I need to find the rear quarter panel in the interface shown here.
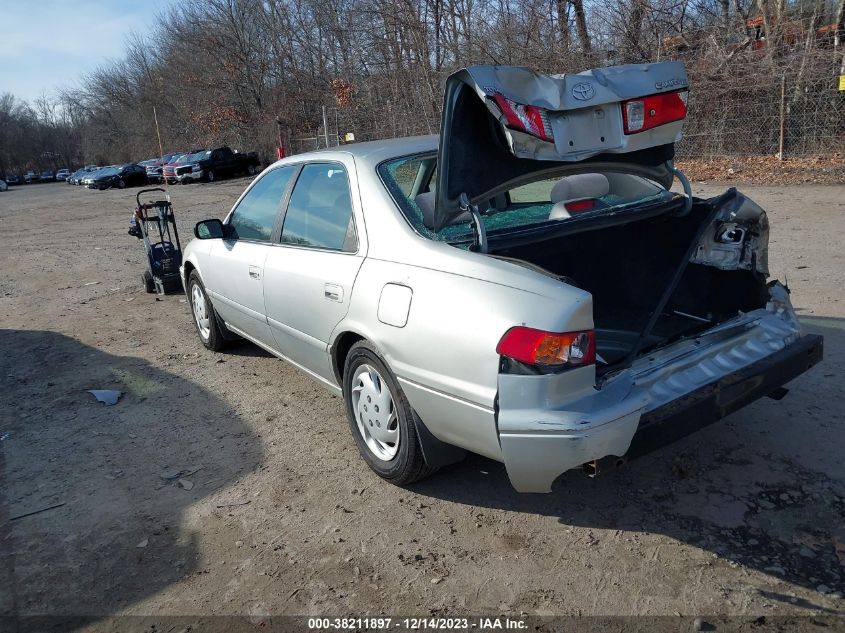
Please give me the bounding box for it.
[338,250,593,461]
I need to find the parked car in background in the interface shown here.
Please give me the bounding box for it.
[68,168,86,185]
[85,163,148,190]
[146,152,182,183]
[40,170,55,181]
[0,179,7,192]
[187,146,260,182]
[55,169,71,181]
[173,150,213,184]
[24,171,38,183]
[71,166,101,185]
[162,154,190,185]
[5,175,19,185]
[183,61,822,494]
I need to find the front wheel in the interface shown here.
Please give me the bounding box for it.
[117,179,126,189]
[188,271,226,351]
[206,169,216,182]
[343,341,437,486]
[247,164,256,176]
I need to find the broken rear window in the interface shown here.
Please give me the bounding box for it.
[378,153,678,242]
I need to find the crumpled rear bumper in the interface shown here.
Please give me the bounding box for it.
[497,293,823,493]
[587,332,822,475]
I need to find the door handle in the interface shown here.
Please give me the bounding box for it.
[324,283,343,302]
[248,265,261,280]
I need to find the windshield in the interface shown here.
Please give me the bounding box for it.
[378,153,677,242]
[98,167,119,176]
[189,150,211,161]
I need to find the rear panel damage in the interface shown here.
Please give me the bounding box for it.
[495,187,817,493]
[497,283,811,493]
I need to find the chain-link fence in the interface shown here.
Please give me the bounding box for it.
[289,50,843,161]
[678,62,844,158]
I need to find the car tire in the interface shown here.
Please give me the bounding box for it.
[343,341,437,486]
[247,165,256,176]
[117,179,126,189]
[188,271,226,351]
[142,270,155,294]
[207,169,216,182]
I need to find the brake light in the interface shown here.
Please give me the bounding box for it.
[564,199,596,213]
[497,327,596,368]
[621,90,688,135]
[490,93,553,142]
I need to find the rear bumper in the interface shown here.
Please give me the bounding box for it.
[587,333,823,475]
[497,308,823,493]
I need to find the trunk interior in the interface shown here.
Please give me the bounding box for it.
[489,202,770,373]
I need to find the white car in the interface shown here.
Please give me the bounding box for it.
[181,61,823,493]
[0,179,7,192]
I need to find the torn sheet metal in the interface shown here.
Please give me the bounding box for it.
[462,62,688,160]
[435,61,688,230]
[690,190,770,275]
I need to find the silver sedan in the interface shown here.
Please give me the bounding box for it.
[181,62,822,492]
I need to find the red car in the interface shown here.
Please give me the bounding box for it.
[163,150,207,184]
[145,153,182,183]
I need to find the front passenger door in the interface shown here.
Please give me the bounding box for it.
[206,165,295,347]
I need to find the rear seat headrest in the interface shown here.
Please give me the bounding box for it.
[415,191,437,228]
[415,191,471,230]
[550,173,610,204]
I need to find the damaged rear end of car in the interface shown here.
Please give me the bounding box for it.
[430,61,823,492]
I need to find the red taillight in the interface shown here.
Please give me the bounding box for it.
[621,90,688,135]
[496,327,596,368]
[490,93,553,142]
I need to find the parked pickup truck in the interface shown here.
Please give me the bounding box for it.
[175,146,260,183]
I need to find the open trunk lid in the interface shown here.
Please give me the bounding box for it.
[434,61,689,231]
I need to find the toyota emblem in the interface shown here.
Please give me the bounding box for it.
[572,82,595,101]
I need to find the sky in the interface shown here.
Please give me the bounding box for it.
[0,0,179,104]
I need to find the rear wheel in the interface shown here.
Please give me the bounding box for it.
[247,164,256,176]
[142,270,155,293]
[188,271,226,351]
[343,341,437,485]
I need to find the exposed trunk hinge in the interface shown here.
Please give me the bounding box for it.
[670,161,693,216]
[460,192,488,253]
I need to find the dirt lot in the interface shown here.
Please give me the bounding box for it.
[1,177,844,627]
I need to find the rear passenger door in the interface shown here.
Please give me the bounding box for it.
[206,165,295,347]
[262,160,365,383]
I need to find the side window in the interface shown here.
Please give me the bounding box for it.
[280,163,357,252]
[228,166,295,242]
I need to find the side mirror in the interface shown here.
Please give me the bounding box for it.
[194,218,226,239]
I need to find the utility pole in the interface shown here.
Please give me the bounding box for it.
[322,105,330,148]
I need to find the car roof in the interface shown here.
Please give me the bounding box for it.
[288,134,437,168]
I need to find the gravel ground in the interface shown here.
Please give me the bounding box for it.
[1,178,843,626]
